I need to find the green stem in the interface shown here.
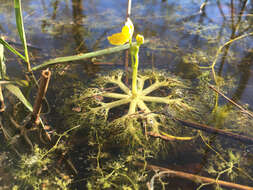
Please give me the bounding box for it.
[131,45,139,96]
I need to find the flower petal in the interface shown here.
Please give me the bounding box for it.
[107,32,129,45]
[121,25,131,39]
[124,18,134,37]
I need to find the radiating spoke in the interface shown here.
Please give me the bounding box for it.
[108,79,131,94]
[142,81,169,95]
[141,95,179,104]
[137,100,160,128]
[102,98,131,110]
[102,92,130,99]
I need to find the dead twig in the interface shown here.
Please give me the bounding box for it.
[136,110,253,144]
[208,84,253,119]
[32,69,51,125]
[134,162,253,190]
[174,118,253,144]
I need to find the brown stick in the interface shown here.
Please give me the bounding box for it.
[136,109,253,144]
[147,108,253,144]
[32,70,51,125]
[208,84,253,119]
[175,118,253,144]
[134,162,253,190]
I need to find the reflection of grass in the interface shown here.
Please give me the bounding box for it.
[199,32,253,85]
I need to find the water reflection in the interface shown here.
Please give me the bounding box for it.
[72,0,87,52]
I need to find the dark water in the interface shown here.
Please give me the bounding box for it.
[1,0,253,189]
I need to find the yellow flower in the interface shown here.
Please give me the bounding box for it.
[136,34,144,45]
[108,18,134,45]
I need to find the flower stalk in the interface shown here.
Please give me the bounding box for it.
[131,45,139,96]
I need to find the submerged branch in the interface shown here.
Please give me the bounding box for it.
[174,118,253,144]
[208,84,253,119]
[134,162,253,190]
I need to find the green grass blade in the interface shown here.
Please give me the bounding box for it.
[0,44,5,110]
[0,38,26,62]
[0,81,14,85]
[31,41,149,71]
[0,43,6,79]
[0,80,29,86]
[5,84,33,112]
[14,0,30,71]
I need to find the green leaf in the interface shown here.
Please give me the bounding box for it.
[0,38,26,62]
[5,84,33,112]
[15,79,29,87]
[31,40,149,71]
[0,44,6,108]
[14,0,30,65]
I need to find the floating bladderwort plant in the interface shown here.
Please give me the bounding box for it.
[74,18,194,146]
[67,18,197,189]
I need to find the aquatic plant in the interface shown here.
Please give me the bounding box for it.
[68,27,253,186]
[12,145,72,190]
[65,17,200,190]
[74,18,193,145]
